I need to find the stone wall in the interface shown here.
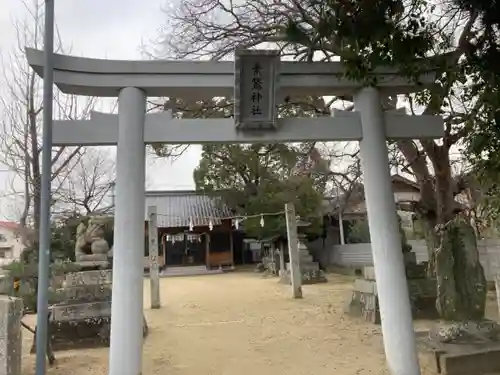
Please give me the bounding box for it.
[322,239,500,281]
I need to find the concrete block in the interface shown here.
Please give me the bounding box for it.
[299,254,314,263]
[403,251,417,265]
[421,346,500,375]
[286,262,319,271]
[354,279,377,295]
[301,263,320,272]
[0,296,23,375]
[363,266,376,280]
[440,348,500,375]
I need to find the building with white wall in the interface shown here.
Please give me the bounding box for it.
[0,221,25,266]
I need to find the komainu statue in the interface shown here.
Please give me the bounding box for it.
[74,216,113,267]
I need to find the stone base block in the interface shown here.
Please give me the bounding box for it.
[57,284,113,303]
[363,257,423,281]
[30,304,149,352]
[407,278,437,298]
[280,269,327,285]
[299,254,314,263]
[344,290,380,324]
[363,267,376,281]
[417,324,500,375]
[403,251,417,265]
[64,270,112,287]
[354,279,377,294]
[286,262,320,272]
[345,278,438,324]
[406,263,428,279]
[73,260,109,270]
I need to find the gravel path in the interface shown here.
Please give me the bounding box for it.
[21,271,499,375]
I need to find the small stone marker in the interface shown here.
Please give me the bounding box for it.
[281,240,326,285]
[0,296,23,375]
[285,203,302,299]
[278,243,286,278]
[148,206,161,309]
[345,254,437,324]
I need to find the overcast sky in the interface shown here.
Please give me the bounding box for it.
[0,0,201,220]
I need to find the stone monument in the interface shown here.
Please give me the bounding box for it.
[281,239,327,284]
[31,269,148,352]
[30,221,148,352]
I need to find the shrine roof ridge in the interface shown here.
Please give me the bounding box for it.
[25,48,437,98]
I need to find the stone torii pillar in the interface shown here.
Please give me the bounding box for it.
[109,87,146,375]
[25,48,442,375]
[356,87,420,374]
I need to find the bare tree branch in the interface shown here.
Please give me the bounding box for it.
[53,149,115,216]
[0,0,97,239]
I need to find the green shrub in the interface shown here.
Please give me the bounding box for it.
[3,260,81,313]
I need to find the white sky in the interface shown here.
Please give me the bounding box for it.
[0,0,201,220]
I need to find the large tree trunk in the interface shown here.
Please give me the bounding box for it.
[435,217,487,320]
[399,141,487,321]
[417,213,438,276]
[431,149,487,320]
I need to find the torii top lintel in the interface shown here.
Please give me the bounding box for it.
[25,48,436,98]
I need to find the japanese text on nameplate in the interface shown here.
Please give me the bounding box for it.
[251,62,263,116]
[234,50,279,129]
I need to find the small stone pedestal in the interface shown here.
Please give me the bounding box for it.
[0,296,23,375]
[418,320,500,375]
[31,269,148,352]
[281,241,327,284]
[344,253,437,323]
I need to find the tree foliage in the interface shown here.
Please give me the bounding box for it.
[3,258,81,313]
[194,143,324,238]
[459,0,500,221]
[157,0,496,320]
[21,216,79,263]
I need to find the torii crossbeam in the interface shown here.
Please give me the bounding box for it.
[26,47,440,375]
[52,110,443,146]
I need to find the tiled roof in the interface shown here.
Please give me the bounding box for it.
[0,221,20,231]
[322,174,421,215]
[144,190,232,228]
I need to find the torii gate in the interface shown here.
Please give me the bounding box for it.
[26,48,442,375]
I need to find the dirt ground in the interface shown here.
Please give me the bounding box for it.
[21,271,499,375]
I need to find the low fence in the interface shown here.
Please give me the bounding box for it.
[322,239,500,281]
